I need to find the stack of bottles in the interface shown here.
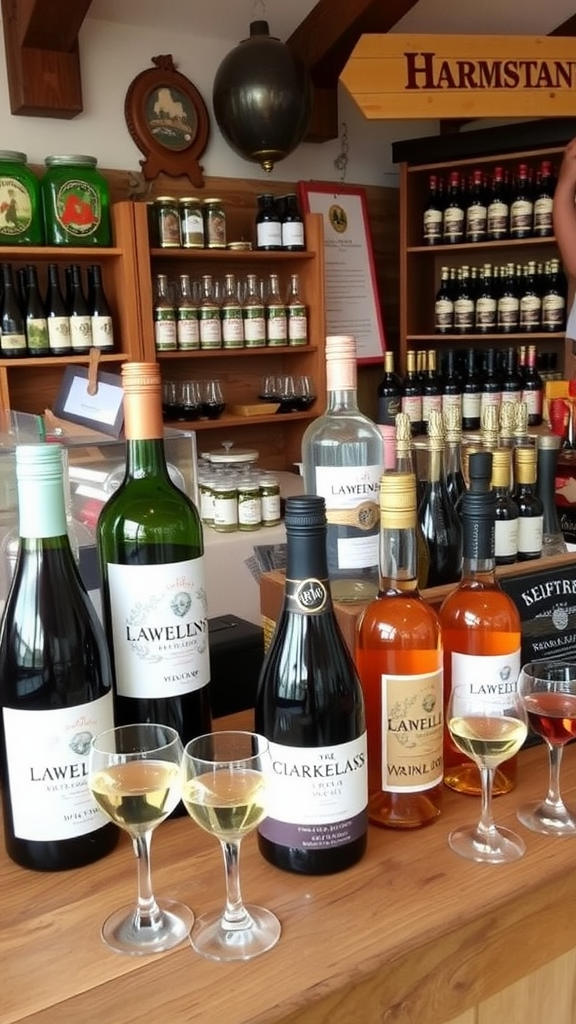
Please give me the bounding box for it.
[153,271,307,352]
[0,260,115,358]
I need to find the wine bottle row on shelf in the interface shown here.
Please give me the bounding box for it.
[434,259,566,335]
[153,271,308,353]
[423,158,556,245]
[0,260,115,358]
[151,191,305,252]
[378,345,545,437]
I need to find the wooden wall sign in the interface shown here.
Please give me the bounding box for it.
[341,35,576,120]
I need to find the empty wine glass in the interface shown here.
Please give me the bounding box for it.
[88,723,193,955]
[182,731,281,961]
[517,660,576,836]
[447,683,528,863]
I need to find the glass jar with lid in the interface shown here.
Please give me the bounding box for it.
[179,197,204,248]
[153,196,181,248]
[202,198,226,249]
[41,154,111,246]
[0,151,44,245]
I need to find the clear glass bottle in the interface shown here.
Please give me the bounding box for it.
[198,274,222,350]
[443,403,465,510]
[356,471,443,828]
[301,334,384,603]
[176,273,200,351]
[255,494,368,874]
[0,444,118,870]
[440,450,521,796]
[286,273,308,346]
[220,273,244,349]
[153,273,177,353]
[265,273,288,346]
[96,362,212,799]
[242,273,266,348]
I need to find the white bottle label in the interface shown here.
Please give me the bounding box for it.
[495,517,519,559]
[91,315,114,349]
[314,464,381,570]
[258,735,368,849]
[381,670,443,792]
[517,514,544,555]
[257,221,282,247]
[3,694,114,841]
[106,558,210,698]
[451,650,521,701]
[69,315,93,350]
[281,221,304,247]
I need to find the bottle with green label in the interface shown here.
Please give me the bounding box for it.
[0,151,44,246]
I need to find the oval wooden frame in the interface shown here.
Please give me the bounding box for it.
[124,56,210,186]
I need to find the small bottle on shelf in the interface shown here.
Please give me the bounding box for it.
[45,263,71,356]
[465,168,487,242]
[281,193,305,251]
[453,266,475,335]
[68,265,93,354]
[153,273,177,353]
[532,160,555,238]
[400,349,423,436]
[255,193,282,251]
[480,347,502,421]
[265,273,288,347]
[24,264,50,356]
[176,273,200,352]
[486,165,509,241]
[423,173,443,245]
[541,258,567,333]
[1,263,28,358]
[198,274,222,350]
[521,343,543,427]
[356,472,443,829]
[88,264,115,352]
[242,273,266,348]
[443,402,466,510]
[509,163,534,239]
[442,171,465,244]
[286,273,308,346]
[518,261,542,333]
[434,265,454,335]
[220,273,244,350]
[441,349,462,417]
[440,450,521,796]
[497,262,520,334]
[474,263,497,335]
[500,346,522,404]
[394,412,430,587]
[512,445,544,561]
[491,447,519,566]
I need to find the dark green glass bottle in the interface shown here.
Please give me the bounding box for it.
[96,362,212,809]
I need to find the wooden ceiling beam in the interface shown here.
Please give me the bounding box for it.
[287,0,420,142]
[1,0,93,118]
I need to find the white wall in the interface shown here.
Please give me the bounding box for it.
[0,15,437,188]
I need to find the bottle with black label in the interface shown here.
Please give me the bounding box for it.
[255,494,368,874]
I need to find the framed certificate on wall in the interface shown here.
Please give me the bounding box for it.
[298,181,386,364]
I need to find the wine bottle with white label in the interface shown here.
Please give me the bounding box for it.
[255,495,368,875]
[301,335,384,603]
[96,363,212,813]
[0,443,118,870]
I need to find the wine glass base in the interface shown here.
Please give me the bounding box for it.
[448,824,526,864]
[190,905,281,962]
[517,801,576,837]
[101,899,194,956]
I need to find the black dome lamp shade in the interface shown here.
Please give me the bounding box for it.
[212,20,312,173]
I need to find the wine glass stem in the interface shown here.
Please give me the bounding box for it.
[220,839,251,929]
[546,742,565,807]
[477,766,498,836]
[133,832,163,930]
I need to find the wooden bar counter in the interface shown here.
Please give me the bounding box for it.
[3,711,576,1024]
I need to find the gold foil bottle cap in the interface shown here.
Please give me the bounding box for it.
[515,443,537,483]
[491,447,512,488]
[395,411,412,455]
[481,404,500,448]
[499,400,517,441]
[513,401,529,438]
[379,471,417,526]
[443,403,462,443]
[427,408,445,450]
[121,361,162,391]
[121,361,163,439]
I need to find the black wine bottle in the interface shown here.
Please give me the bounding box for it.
[68,264,93,354]
[24,264,50,356]
[96,363,212,814]
[88,264,115,351]
[0,263,27,358]
[45,263,72,356]
[418,410,463,586]
[255,495,368,875]
[0,443,118,870]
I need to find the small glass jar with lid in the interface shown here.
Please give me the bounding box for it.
[0,151,44,245]
[202,198,226,249]
[179,197,204,248]
[153,196,181,248]
[41,154,111,246]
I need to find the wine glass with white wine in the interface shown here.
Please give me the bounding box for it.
[447,683,528,863]
[88,723,193,955]
[182,731,281,961]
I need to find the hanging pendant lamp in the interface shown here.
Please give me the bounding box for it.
[212,20,312,173]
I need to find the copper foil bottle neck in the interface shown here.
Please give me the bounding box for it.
[121,361,164,440]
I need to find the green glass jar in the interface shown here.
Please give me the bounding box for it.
[41,155,111,246]
[0,151,44,245]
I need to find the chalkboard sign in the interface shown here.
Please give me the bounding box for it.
[500,564,576,666]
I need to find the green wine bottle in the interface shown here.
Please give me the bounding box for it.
[96,363,212,784]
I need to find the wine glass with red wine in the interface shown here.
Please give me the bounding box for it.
[517,660,576,836]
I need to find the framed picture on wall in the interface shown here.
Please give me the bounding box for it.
[298,181,386,364]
